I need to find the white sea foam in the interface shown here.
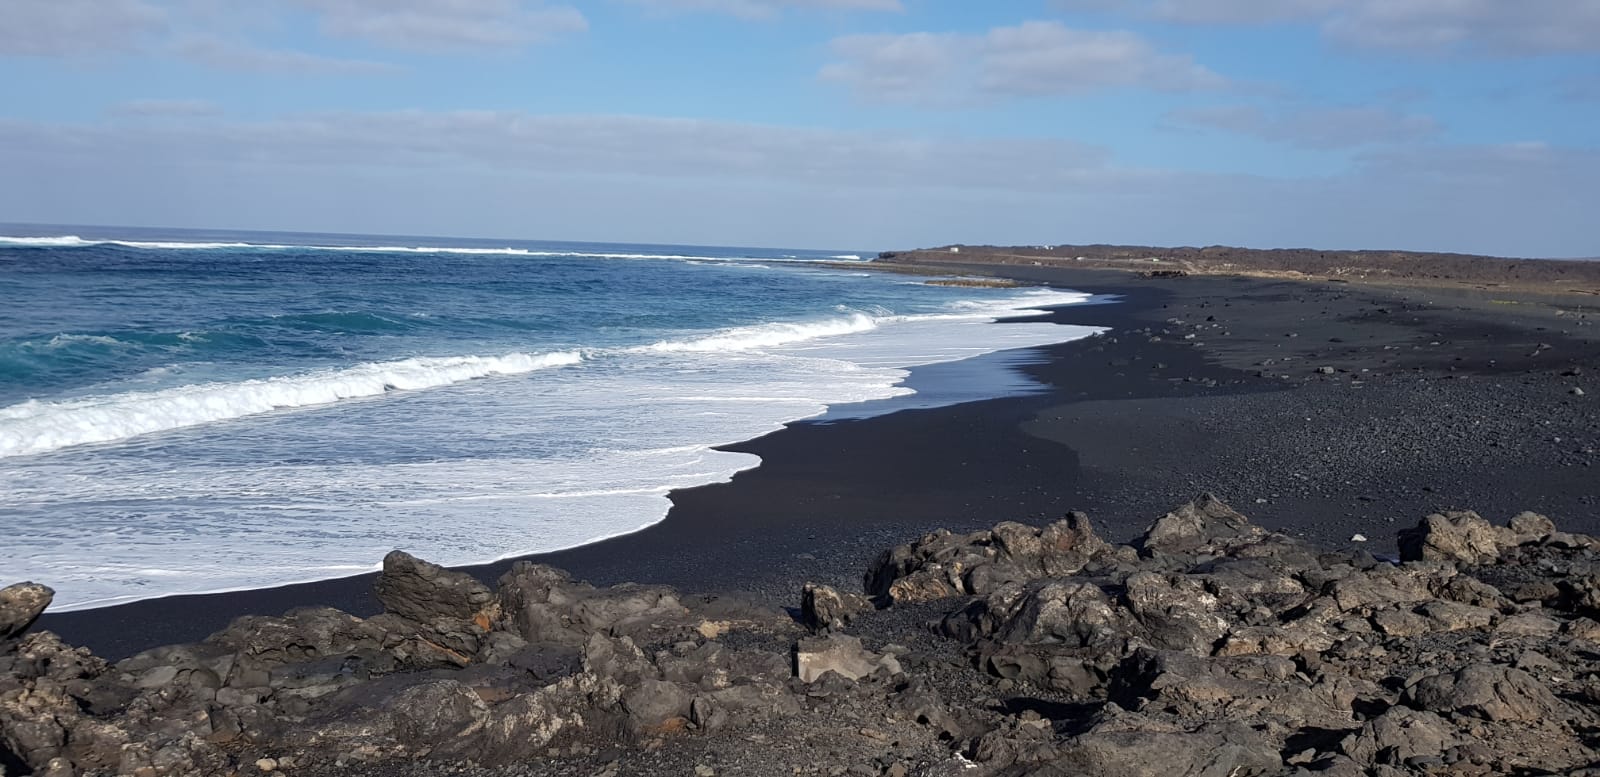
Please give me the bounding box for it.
[42,334,128,349]
[640,313,880,353]
[0,234,788,263]
[0,350,582,457]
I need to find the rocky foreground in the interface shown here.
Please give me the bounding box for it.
[7,498,1600,776]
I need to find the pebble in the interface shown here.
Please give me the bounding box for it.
[695,765,716,777]
[1351,534,1368,542]
[255,759,278,773]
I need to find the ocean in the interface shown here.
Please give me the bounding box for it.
[0,225,1101,610]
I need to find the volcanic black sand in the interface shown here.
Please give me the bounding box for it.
[37,267,1600,660]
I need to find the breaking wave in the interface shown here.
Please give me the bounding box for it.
[0,234,814,263]
[0,350,582,457]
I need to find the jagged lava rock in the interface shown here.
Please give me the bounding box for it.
[800,582,872,632]
[1398,510,1505,565]
[374,550,497,626]
[0,583,53,646]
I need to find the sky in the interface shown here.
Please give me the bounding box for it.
[2,0,1598,256]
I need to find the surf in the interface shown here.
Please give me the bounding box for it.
[0,350,582,457]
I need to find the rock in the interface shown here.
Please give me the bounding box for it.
[794,635,900,683]
[0,583,54,645]
[1120,573,1227,653]
[1404,664,1564,722]
[494,562,716,647]
[1340,707,1460,767]
[1318,366,1336,375]
[1110,649,1354,730]
[800,583,872,632]
[1496,611,1561,637]
[1507,511,1557,544]
[13,497,1600,777]
[863,513,1110,604]
[621,679,691,731]
[386,680,492,745]
[1574,387,1587,396]
[1135,493,1262,557]
[1398,511,1503,565]
[1046,714,1283,777]
[375,550,496,625]
[1327,563,1436,612]
[1415,600,1496,632]
[991,580,1131,649]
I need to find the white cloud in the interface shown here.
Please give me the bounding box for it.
[1061,0,1600,56]
[1145,0,1345,24]
[1324,0,1600,56]
[0,0,585,63]
[624,0,901,20]
[4,111,1106,189]
[285,0,587,51]
[108,99,224,117]
[822,21,1226,105]
[0,0,166,57]
[172,36,399,73]
[1167,104,1440,149]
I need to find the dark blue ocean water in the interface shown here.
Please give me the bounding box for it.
[0,225,1100,609]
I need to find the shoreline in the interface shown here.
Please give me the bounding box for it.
[33,294,1118,658]
[36,266,1600,661]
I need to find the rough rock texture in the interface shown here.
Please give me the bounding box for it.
[7,496,1600,776]
[864,513,1110,605]
[0,584,53,646]
[800,583,873,632]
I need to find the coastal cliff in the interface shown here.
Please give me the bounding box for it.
[8,496,1600,776]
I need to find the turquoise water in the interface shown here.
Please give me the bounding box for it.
[0,225,1100,609]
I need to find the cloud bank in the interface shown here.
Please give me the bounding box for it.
[2,111,1592,257]
[1061,0,1600,56]
[822,21,1226,105]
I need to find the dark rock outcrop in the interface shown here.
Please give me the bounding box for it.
[8,497,1600,776]
[0,583,52,646]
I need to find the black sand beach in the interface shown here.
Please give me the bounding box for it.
[36,267,1600,661]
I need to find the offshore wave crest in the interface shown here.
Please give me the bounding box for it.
[0,234,786,263]
[0,351,582,457]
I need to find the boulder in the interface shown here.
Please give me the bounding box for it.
[621,679,691,731]
[1120,572,1228,653]
[1507,512,1557,544]
[1398,511,1503,566]
[1404,664,1564,722]
[799,583,872,631]
[495,562,702,646]
[863,513,1111,605]
[0,583,53,645]
[793,635,900,683]
[374,550,496,626]
[1110,649,1357,730]
[1135,493,1262,557]
[1045,713,1283,777]
[1340,707,1461,767]
[993,581,1132,649]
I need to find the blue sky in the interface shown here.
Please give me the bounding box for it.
[3,0,1598,256]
